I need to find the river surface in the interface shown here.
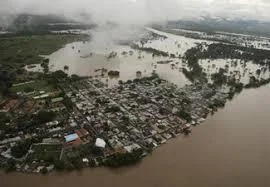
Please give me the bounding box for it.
[2,84,270,187]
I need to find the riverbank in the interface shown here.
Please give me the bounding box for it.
[2,84,270,187]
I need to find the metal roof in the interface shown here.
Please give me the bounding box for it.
[65,133,79,142]
[95,138,106,148]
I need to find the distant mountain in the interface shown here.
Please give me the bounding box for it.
[1,14,96,33]
[164,17,270,37]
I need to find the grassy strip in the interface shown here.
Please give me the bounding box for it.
[27,144,63,162]
[10,80,55,93]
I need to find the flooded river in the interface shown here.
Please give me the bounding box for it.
[25,27,270,89]
[2,84,270,187]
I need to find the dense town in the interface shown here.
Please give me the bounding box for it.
[0,72,228,173]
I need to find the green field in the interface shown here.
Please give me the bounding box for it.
[10,80,55,93]
[27,144,63,162]
[0,34,88,68]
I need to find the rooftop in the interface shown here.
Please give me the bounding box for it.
[64,133,79,143]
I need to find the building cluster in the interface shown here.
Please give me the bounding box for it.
[64,76,228,155]
[0,75,228,173]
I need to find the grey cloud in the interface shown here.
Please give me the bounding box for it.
[1,0,270,24]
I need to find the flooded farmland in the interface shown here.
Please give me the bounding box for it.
[25,28,270,88]
[26,28,195,87]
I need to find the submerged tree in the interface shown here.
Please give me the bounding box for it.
[64,65,69,71]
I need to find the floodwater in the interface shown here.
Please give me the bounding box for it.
[46,41,190,87]
[2,84,270,187]
[26,27,270,88]
[144,28,213,56]
[170,28,270,51]
[25,40,190,88]
[26,27,211,87]
[199,59,270,84]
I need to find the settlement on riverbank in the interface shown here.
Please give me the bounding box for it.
[0,72,229,173]
[2,83,270,187]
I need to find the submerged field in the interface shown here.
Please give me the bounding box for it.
[26,27,269,89]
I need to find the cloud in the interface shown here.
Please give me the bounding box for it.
[0,0,270,23]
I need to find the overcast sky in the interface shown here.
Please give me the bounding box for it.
[1,0,270,23]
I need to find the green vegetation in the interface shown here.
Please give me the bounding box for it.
[0,34,88,96]
[209,98,226,109]
[53,160,66,171]
[131,43,170,57]
[177,110,192,122]
[211,68,227,86]
[40,167,48,174]
[187,43,270,65]
[0,70,16,95]
[10,80,55,93]
[108,70,120,77]
[183,42,270,92]
[4,159,16,172]
[183,45,207,82]
[104,149,143,167]
[62,144,104,170]
[0,113,11,124]
[245,76,270,89]
[0,35,88,68]
[62,96,74,109]
[27,144,62,163]
[227,78,244,93]
[11,139,32,158]
[13,111,57,134]
[132,73,161,84]
[51,70,68,80]
[182,68,204,82]
[36,110,57,124]
[105,105,121,113]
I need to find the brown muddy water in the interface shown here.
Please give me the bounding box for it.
[2,84,270,187]
[25,27,270,89]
